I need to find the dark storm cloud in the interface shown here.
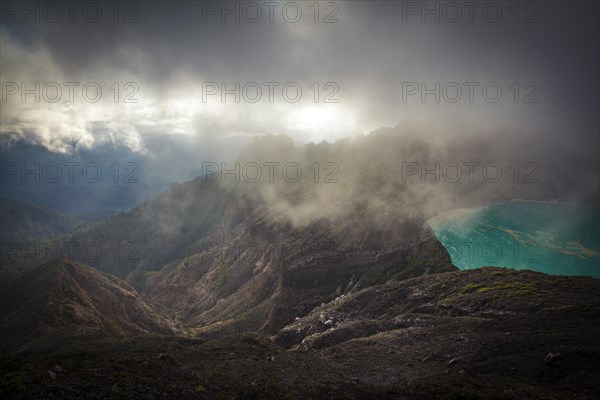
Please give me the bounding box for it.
[1,1,598,144]
[0,1,598,212]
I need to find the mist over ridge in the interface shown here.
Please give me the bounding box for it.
[1,2,599,398]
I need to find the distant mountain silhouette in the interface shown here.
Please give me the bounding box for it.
[0,197,82,245]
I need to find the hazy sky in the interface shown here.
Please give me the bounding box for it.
[0,1,598,213]
[1,1,598,152]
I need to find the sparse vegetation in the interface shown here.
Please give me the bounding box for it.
[542,304,577,312]
[461,282,536,294]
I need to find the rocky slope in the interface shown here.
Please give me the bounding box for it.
[0,177,232,285]
[1,267,598,400]
[141,194,456,334]
[0,198,83,282]
[0,257,173,349]
[275,267,600,396]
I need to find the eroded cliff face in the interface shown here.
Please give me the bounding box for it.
[142,188,456,334]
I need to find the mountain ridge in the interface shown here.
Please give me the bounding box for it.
[0,256,174,349]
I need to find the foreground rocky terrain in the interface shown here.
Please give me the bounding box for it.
[0,257,174,350]
[1,258,598,399]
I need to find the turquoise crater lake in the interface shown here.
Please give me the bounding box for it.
[427,200,600,278]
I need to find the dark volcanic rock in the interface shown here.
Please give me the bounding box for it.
[275,267,600,396]
[1,268,598,400]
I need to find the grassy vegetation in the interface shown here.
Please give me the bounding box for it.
[461,282,537,294]
[142,270,157,279]
[460,283,480,294]
[188,236,208,253]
